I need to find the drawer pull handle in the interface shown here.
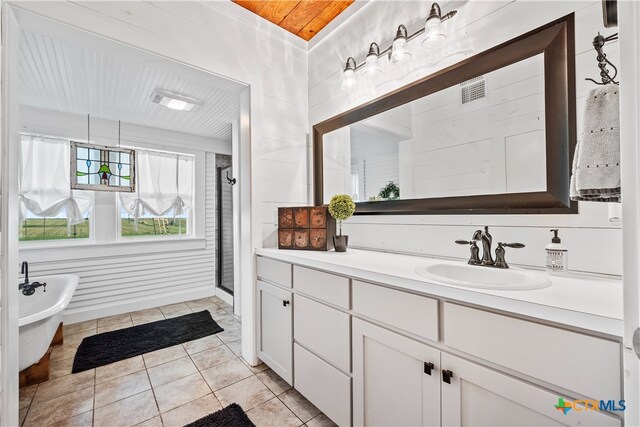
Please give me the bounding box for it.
[424,362,435,375]
[442,369,453,384]
[283,300,290,307]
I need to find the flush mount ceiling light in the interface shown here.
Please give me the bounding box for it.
[150,89,203,111]
[340,2,457,90]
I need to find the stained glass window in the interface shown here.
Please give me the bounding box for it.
[71,142,135,192]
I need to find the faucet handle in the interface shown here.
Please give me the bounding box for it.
[498,242,525,249]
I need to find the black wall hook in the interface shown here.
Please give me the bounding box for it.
[226,170,237,185]
[585,32,619,85]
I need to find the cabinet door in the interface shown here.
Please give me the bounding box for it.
[440,353,621,427]
[257,280,292,384]
[353,318,441,427]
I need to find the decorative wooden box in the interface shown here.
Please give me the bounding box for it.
[278,206,336,251]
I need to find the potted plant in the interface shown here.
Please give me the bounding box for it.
[328,194,356,252]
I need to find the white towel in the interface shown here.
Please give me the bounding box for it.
[570,86,620,202]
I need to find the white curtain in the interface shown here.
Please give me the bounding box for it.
[19,135,93,228]
[120,149,194,221]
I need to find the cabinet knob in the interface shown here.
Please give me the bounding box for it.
[282,300,290,307]
[442,369,453,384]
[424,362,435,376]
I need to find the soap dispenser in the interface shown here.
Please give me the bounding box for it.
[546,229,568,275]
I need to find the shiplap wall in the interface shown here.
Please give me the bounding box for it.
[19,107,230,322]
[309,1,622,276]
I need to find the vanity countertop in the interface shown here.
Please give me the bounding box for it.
[256,248,623,338]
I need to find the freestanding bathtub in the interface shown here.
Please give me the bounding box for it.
[19,274,79,371]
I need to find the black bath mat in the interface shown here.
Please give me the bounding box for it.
[72,310,223,373]
[184,404,255,427]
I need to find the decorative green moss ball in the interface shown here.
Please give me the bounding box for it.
[328,194,356,221]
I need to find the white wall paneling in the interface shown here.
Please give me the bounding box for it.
[309,1,622,276]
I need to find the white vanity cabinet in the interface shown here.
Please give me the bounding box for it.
[255,255,623,427]
[352,318,441,426]
[440,353,621,427]
[257,278,293,384]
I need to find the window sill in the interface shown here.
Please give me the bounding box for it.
[19,237,207,263]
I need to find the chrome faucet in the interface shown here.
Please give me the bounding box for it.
[456,226,524,269]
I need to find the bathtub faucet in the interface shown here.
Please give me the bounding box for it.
[19,261,46,296]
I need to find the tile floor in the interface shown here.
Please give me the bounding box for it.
[19,296,337,427]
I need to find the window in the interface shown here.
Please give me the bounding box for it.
[119,149,194,238]
[72,141,136,192]
[19,135,93,242]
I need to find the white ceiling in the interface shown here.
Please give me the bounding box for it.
[19,28,243,141]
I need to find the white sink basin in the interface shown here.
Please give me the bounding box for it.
[415,262,551,290]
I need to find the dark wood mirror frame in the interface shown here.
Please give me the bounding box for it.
[313,14,577,215]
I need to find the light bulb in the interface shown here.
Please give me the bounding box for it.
[363,43,382,78]
[341,68,356,91]
[391,37,411,64]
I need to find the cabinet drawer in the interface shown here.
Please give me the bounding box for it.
[443,302,621,400]
[294,295,350,372]
[294,344,351,426]
[352,281,439,342]
[294,266,349,309]
[257,257,291,288]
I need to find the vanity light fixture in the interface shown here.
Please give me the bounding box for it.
[423,2,457,49]
[341,57,357,91]
[363,43,383,78]
[151,89,203,112]
[390,25,412,64]
[340,2,457,90]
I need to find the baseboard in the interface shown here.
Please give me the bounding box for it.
[215,287,233,306]
[63,286,216,324]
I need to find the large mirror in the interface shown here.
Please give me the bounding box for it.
[314,15,577,215]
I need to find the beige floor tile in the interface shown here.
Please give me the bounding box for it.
[247,397,303,427]
[133,415,163,427]
[200,358,253,391]
[97,313,132,328]
[218,323,242,344]
[95,370,151,408]
[63,320,97,337]
[241,359,270,374]
[159,302,190,315]
[186,298,219,311]
[215,375,275,412]
[226,339,242,357]
[33,369,95,404]
[94,389,158,427]
[51,342,81,362]
[48,410,93,427]
[96,355,145,384]
[163,309,194,319]
[278,389,321,423]
[214,314,240,329]
[63,328,97,346]
[24,386,93,426]
[205,305,229,318]
[306,413,337,427]
[256,369,292,395]
[182,334,224,355]
[209,296,227,306]
[143,344,188,368]
[97,319,133,333]
[153,372,211,413]
[190,345,236,371]
[147,356,198,387]
[160,393,222,427]
[131,308,165,325]
[49,355,76,380]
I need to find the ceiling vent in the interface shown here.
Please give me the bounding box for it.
[151,89,203,112]
[460,76,486,104]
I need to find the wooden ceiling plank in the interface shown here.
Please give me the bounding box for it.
[233,0,268,15]
[296,0,354,40]
[259,1,301,25]
[279,1,332,36]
